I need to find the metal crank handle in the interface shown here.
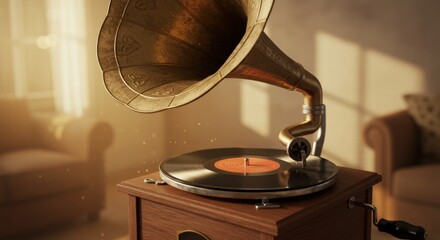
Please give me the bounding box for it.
[348,196,427,240]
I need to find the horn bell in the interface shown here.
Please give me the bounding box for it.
[98,0,277,112]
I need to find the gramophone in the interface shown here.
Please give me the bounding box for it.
[97,1,426,238]
[98,0,337,199]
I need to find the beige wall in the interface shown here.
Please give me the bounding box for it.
[268,0,440,170]
[87,0,440,174]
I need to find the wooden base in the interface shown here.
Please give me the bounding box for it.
[117,167,381,240]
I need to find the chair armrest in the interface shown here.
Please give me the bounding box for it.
[31,113,113,160]
[30,113,113,211]
[363,110,420,192]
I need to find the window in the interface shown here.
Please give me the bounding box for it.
[0,0,88,116]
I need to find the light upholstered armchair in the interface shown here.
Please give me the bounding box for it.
[0,98,113,239]
[364,110,440,235]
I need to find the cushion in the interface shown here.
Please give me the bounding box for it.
[0,99,33,152]
[392,163,440,207]
[0,148,90,204]
[404,94,440,163]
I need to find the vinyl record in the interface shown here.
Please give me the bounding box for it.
[159,148,338,199]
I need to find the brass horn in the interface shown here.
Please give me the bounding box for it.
[97,0,326,161]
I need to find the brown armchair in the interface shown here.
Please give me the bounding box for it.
[0,99,113,239]
[364,110,440,235]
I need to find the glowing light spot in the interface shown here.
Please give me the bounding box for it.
[36,34,58,49]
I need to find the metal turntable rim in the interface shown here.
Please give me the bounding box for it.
[159,148,338,199]
[160,170,337,199]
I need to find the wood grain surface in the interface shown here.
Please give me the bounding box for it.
[118,167,381,240]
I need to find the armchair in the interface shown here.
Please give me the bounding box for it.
[0,98,113,239]
[364,110,440,235]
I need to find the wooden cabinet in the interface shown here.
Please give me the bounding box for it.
[117,167,381,240]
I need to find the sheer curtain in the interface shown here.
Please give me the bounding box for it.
[47,0,88,116]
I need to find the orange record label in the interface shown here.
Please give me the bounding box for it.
[214,157,280,173]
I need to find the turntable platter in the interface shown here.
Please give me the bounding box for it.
[159,148,338,199]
